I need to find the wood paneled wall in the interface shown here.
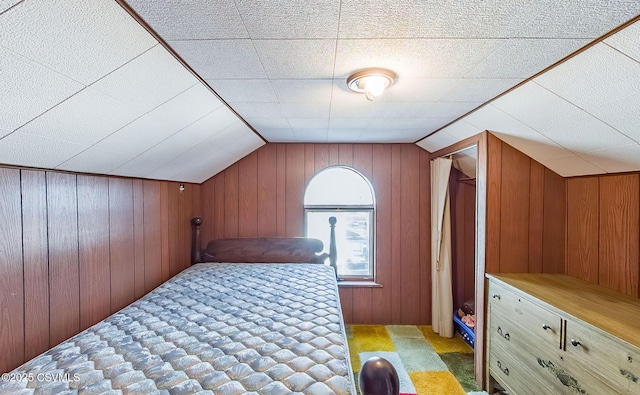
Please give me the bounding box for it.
[567,173,640,296]
[200,143,431,325]
[485,134,566,274]
[0,167,199,374]
[450,168,476,309]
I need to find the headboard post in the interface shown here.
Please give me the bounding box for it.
[191,217,202,265]
[329,216,337,273]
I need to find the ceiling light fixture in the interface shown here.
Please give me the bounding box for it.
[347,68,396,101]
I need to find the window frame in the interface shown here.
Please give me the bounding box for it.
[303,166,376,282]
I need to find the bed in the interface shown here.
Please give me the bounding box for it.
[0,216,372,395]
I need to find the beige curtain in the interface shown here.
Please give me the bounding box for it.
[431,157,454,338]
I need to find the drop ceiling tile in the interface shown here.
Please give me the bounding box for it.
[91,45,198,113]
[589,93,640,143]
[535,43,640,111]
[271,79,333,103]
[491,82,581,129]
[182,107,240,141]
[605,20,640,62]
[0,128,10,138]
[427,0,554,38]
[281,102,330,118]
[329,117,450,130]
[0,131,86,169]
[534,111,635,152]
[519,1,640,38]
[0,0,19,14]
[206,121,252,148]
[416,131,458,152]
[378,79,461,102]
[466,38,590,78]
[579,145,640,174]
[126,0,248,40]
[490,132,574,163]
[422,101,483,118]
[150,84,224,130]
[18,88,145,146]
[225,131,264,156]
[110,156,163,179]
[326,129,362,142]
[173,151,242,183]
[293,129,329,143]
[258,128,297,142]
[206,79,277,103]
[437,120,483,141]
[288,118,329,129]
[0,0,156,84]
[234,0,339,39]
[335,39,503,79]
[244,117,290,130]
[169,40,266,79]
[229,102,283,119]
[253,40,336,79]
[437,79,522,102]
[56,146,135,174]
[542,155,605,177]
[338,0,445,38]
[355,129,428,143]
[0,46,84,131]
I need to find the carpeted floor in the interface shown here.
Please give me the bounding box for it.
[346,325,488,395]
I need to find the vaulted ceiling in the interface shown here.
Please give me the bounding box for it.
[1,1,639,182]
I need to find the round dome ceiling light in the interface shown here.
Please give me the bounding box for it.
[347,68,396,101]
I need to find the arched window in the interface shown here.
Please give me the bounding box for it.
[304,166,375,280]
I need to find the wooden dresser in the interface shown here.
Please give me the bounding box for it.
[486,273,640,395]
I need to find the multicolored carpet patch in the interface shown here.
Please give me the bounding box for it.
[346,325,488,395]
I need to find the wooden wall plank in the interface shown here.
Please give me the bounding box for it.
[258,144,277,237]
[599,174,639,296]
[108,178,135,312]
[143,180,162,292]
[132,179,145,299]
[499,143,530,272]
[213,175,225,240]
[160,181,170,282]
[47,172,80,346]
[276,144,287,236]
[239,152,258,237]
[463,179,476,303]
[168,182,181,277]
[314,144,329,173]
[486,134,502,273]
[400,145,421,324]
[21,170,49,360]
[0,168,24,373]
[338,144,353,166]
[77,175,111,330]
[390,144,403,323]
[305,143,315,180]
[372,144,393,324]
[181,183,195,272]
[200,179,215,243]
[528,161,545,273]
[419,149,431,324]
[542,168,566,273]
[567,177,599,283]
[339,288,353,323]
[224,164,239,238]
[285,144,305,237]
[329,144,340,165]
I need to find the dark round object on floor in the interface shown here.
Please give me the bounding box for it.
[359,356,400,395]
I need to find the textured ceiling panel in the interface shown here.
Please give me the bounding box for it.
[519,1,640,38]
[465,38,591,78]
[0,131,86,169]
[605,20,640,62]
[435,121,483,141]
[234,0,339,39]
[427,0,554,38]
[56,146,135,174]
[579,144,640,174]
[541,155,605,177]
[182,107,240,142]
[375,78,460,102]
[416,131,459,152]
[0,0,156,85]
[438,79,523,102]
[0,0,20,14]
[169,40,267,79]
[270,79,333,103]
[0,128,10,139]
[0,46,83,131]
[17,88,145,146]
[280,102,331,119]
[126,0,248,40]
[206,79,278,103]
[91,45,198,113]
[288,118,328,129]
[338,0,445,38]
[242,117,290,130]
[588,93,640,143]
[253,40,337,79]
[259,128,298,142]
[230,102,283,119]
[535,43,640,112]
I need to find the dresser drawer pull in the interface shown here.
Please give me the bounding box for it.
[542,324,552,331]
[497,361,509,376]
[570,339,581,347]
[491,293,501,300]
[496,326,510,340]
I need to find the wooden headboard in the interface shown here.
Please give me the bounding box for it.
[191,217,337,269]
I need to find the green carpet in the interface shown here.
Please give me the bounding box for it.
[346,325,486,395]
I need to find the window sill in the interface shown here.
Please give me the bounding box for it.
[337,281,382,288]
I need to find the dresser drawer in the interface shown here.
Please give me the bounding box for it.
[489,342,560,395]
[565,319,640,394]
[488,280,562,348]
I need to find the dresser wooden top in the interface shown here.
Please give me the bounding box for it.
[487,273,640,348]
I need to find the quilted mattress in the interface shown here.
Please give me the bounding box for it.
[0,263,355,395]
